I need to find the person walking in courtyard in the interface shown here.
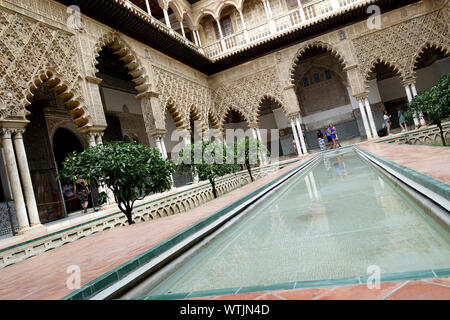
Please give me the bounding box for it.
[317,130,327,151]
[398,107,408,132]
[384,110,392,136]
[327,123,337,149]
[62,180,76,213]
[325,126,332,148]
[74,178,90,213]
[330,123,342,148]
[292,138,298,156]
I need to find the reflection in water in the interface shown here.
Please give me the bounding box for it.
[144,150,450,297]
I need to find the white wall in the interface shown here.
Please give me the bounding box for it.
[102,88,142,114]
[376,58,450,102]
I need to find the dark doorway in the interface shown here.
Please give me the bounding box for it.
[53,128,84,172]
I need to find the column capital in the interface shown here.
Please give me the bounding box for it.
[0,120,29,137]
[401,77,416,87]
[150,128,167,138]
[353,92,369,101]
[78,125,107,135]
[287,112,300,120]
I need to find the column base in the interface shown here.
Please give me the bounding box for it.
[30,223,44,230]
[17,226,32,235]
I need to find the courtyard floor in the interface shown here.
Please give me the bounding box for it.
[0,142,448,300]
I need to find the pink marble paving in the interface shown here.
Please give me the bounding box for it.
[360,142,450,184]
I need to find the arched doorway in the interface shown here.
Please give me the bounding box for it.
[366,60,406,131]
[292,46,360,148]
[23,85,90,223]
[53,127,84,171]
[52,127,91,214]
[257,97,291,158]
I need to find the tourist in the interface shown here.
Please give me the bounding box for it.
[325,126,332,148]
[327,123,337,149]
[398,107,408,132]
[384,110,392,136]
[330,123,342,148]
[317,130,326,151]
[74,178,90,213]
[62,181,76,213]
[292,138,298,156]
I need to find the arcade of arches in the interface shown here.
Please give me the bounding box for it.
[0,0,449,236]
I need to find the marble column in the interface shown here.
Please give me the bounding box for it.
[262,0,276,34]
[290,119,301,157]
[238,10,250,44]
[88,132,96,147]
[95,133,103,145]
[195,30,202,47]
[404,85,420,127]
[296,0,306,21]
[155,136,164,157]
[163,6,171,28]
[1,130,30,234]
[358,99,373,140]
[144,0,152,16]
[216,19,227,51]
[13,130,41,228]
[179,20,186,38]
[295,117,308,155]
[255,128,267,164]
[410,83,426,126]
[364,98,379,138]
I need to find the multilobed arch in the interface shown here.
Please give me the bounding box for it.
[289,41,349,84]
[365,58,403,82]
[220,106,250,132]
[165,97,185,129]
[409,42,450,77]
[24,69,91,128]
[93,32,151,95]
[256,95,288,124]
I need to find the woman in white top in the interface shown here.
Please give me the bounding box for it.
[384,110,392,136]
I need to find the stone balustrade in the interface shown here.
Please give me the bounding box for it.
[381,122,450,146]
[0,160,294,269]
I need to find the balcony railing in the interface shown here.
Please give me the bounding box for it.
[202,0,366,59]
[118,0,365,60]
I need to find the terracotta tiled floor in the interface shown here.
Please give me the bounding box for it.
[0,157,308,300]
[186,279,450,300]
[359,142,450,184]
[1,142,449,301]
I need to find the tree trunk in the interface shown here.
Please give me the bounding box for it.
[435,119,446,146]
[209,178,218,199]
[246,162,254,182]
[125,209,134,225]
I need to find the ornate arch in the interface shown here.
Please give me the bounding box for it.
[165,97,185,129]
[0,12,92,128]
[353,9,450,84]
[187,104,205,134]
[93,32,151,95]
[220,106,250,131]
[193,9,217,27]
[365,58,403,81]
[255,95,288,125]
[25,69,91,127]
[409,42,450,77]
[215,1,240,19]
[289,40,349,84]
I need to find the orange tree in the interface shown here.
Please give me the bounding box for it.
[59,141,174,224]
